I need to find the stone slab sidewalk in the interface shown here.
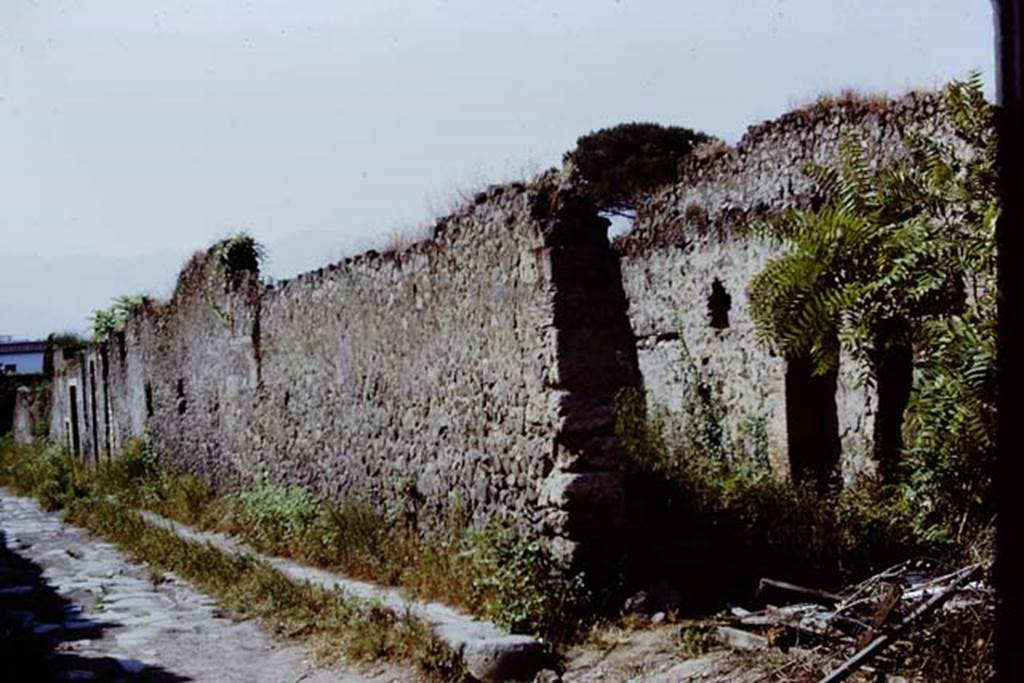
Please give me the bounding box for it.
[138,510,547,682]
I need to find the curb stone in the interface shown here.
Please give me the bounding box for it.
[138,511,546,681]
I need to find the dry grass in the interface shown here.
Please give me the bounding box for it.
[378,222,435,255]
[783,85,934,122]
[196,482,587,641]
[374,159,549,257]
[422,159,545,221]
[782,87,892,118]
[690,138,732,161]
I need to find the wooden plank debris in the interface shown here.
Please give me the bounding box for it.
[853,582,902,650]
[713,561,990,681]
[817,564,982,683]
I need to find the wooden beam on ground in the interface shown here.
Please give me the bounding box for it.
[756,578,842,606]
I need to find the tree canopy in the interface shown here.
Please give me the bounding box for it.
[564,122,712,214]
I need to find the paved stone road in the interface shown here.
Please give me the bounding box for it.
[0,490,413,682]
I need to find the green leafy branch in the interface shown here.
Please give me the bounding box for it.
[90,294,147,340]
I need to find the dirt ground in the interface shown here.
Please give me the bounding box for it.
[559,621,767,683]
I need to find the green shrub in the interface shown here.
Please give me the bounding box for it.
[218,483,393,576]
[314,499,391,569]
[30,446,80,511]
[614,364,938,593]
[898,300,996,546]
[89,294,147,340]
[463,518,589,639]
[225,483,323,551]
[614,340,772,498]
[218,483,588,640]
[213,232,264,277]
[149,469,217,525]
[95,438,158,491]
[0,439,86,511]
[747,72,996,540]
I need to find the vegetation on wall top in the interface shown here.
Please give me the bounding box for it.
[749,73,994,378]
[89,294,147,340]
[212,232,265,278]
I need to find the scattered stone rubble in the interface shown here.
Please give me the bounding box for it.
[712,561,993,682]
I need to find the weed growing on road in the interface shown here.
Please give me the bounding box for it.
[464,518,590,638]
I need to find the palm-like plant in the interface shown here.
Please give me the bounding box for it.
[90,294,148,340]
[749,72,996,497]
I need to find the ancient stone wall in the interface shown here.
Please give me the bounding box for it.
[49,179,641,565]
[616,92,947,480]
[49,347,103,460]
[45,91,955,560]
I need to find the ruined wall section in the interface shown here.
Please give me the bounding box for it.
[49,346,110,462]
[125,252,264,488]
[51,180,640,564]
[623,236,790,469]
[105,328,148,454]
[618,93,946,479]
[10,382,49,444]
[11,388,33,443]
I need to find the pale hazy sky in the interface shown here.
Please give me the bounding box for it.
[0,1,996,337]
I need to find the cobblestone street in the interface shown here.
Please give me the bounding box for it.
[0,490,409,682]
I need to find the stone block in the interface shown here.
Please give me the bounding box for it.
[463,636,548,682]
